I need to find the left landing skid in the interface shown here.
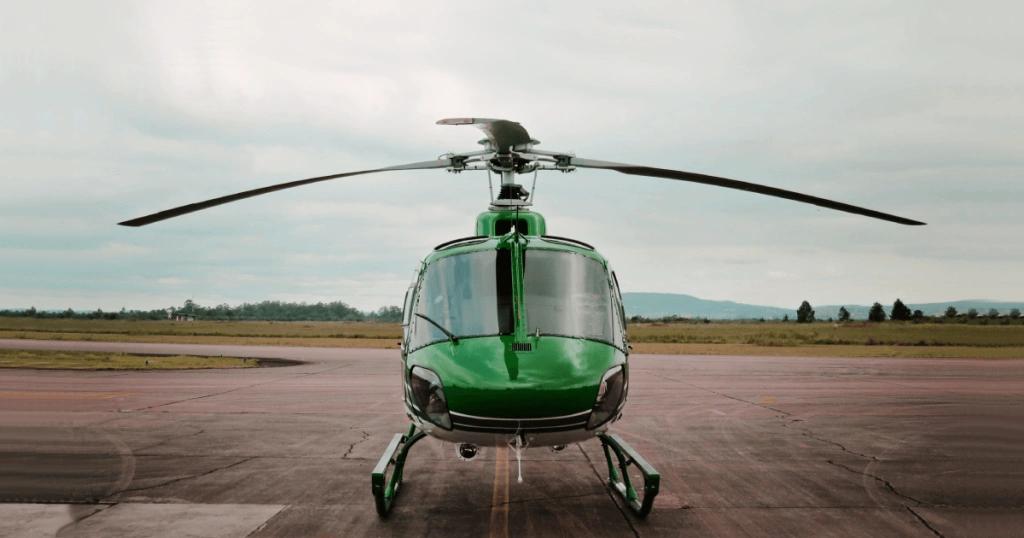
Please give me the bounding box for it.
[371,424,427,517]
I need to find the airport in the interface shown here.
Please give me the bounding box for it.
[2,339,1021,536]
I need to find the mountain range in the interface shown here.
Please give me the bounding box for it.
[622,292,1024,320]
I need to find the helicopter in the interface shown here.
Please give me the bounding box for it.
[120,117,924,518]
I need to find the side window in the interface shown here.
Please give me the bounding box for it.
[402,286,415,326]
[610,271,627,348]
[402,276,419,347]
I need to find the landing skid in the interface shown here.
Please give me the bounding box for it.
[370,426,660,518]
[597,433,661,517]
[371,424,426,517]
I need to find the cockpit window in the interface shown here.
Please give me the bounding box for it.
[524,250,615,344]
[409,247,618,350]
[410,251,512,348]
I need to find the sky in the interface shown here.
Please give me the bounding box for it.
[1,1,1022,312]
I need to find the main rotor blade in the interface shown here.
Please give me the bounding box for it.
[436,117,534,151]
[118,158,453,227]
[571,158,925,226]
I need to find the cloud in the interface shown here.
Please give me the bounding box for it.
[155,277,189,286]
[2,0,1023,311]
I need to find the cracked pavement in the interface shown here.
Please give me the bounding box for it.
[0,340,1022,536]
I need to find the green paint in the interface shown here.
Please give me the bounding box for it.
[475,209,546,236]
[497,230,529,342]
[406,335,624,418]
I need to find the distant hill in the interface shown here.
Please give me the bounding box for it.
[622,293,792,320]
[622,293,1024,320]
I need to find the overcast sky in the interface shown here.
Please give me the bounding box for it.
[2,1,1022,312]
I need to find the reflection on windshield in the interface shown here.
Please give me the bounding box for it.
[524,250,614,343]
[410,251,512,348]
[409,248,618,349]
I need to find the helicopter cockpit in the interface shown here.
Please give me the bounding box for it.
[405,242,627,353]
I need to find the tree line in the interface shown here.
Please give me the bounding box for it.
[795,299,1022,324]
[626,300,1023,324]
[0,299,403,322]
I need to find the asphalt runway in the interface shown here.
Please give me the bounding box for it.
[1,339,1022,537]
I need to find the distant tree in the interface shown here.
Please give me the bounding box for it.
[371,305,403,323]
[945,306,958,318]
[1,299,407,323]
[837,306,851,322]
[967,308,979,319]
[1011,308,1022,319]
[783,314,789,322]
[26,306,37,317]
[988,308,1000,318]
[796,301,815,323]
[868,302,886,322]
[912,309,924,321]
[890,299,912,321]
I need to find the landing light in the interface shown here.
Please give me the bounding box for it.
[587,365,626,429]
[408,366,452,429]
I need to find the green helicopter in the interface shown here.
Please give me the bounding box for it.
[120,117,924,518]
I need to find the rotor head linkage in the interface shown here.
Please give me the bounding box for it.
[491,183,531,209]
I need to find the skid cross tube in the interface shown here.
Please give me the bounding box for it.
[598,433,661,517]
[371,424,427,517]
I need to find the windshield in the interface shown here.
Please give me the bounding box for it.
[524,250,615,344]
[410,250,513,348]
[409,248,618,349]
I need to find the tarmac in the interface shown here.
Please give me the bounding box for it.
[1,338,1022,537]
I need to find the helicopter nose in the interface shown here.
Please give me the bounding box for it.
[407,336,624,419]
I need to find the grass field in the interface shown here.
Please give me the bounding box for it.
[628,321,1024,346]
[0,348,257,370]
[628,322,1024,358]
[1,318,1023,359]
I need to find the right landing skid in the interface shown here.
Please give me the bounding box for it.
[597,433,661,517]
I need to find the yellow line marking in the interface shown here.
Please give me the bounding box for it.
[489,446,510,538]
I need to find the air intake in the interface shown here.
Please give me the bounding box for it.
[511,342,532,352]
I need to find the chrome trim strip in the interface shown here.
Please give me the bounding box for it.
[451,421,588,431]
[449,409,591,421]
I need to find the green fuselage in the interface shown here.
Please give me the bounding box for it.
[400,209,630,447]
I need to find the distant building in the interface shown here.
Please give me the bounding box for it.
[168,310,195,322]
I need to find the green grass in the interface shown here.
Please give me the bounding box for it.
[0,349,258,370]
